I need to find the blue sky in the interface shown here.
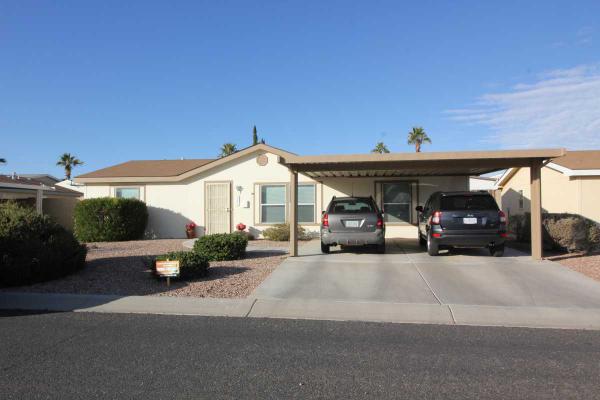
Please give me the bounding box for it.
[2,1,599,178]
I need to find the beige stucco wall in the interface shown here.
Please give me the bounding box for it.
[82,149,469,239]
[500,166,600,223]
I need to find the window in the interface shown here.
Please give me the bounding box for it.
[382,182,411,223]
[329,198,376,214]
[440,195,498,211]
[115,187,140,200]
[260,185,286,223]
[298,184,315,223]
[518,190,524,209]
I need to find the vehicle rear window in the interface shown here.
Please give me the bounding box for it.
[329,199,375,214]
[440,195,498,211]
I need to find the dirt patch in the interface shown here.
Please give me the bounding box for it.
[1,239,288,298]
[549,251,600,282]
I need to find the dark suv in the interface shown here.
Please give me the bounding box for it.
[320,196,385,253]
[416,191,507,257]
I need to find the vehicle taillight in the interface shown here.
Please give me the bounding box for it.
[498,210,507,224]
[376,216,383,228]
[322,213,329,227]
[430,211,442,225]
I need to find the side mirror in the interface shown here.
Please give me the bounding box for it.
[415,206,424,213]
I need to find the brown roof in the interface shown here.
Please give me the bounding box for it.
[552,150,600,170]
[77,159,215,178]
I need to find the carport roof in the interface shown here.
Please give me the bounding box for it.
[279,148,566,178]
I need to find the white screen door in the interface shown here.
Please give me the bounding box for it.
[205,182,231,234]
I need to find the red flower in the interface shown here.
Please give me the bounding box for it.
[236,223,246,231]
[185,222,196,230]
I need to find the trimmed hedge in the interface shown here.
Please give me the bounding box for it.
[156,251,209,279]
[262,223,310,241]
[193,233,248,261]
[509,212,600,252]
[0,202,87,286]
[74,197,148,242]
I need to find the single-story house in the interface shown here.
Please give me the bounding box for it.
[75,144,564,259]
[494,150,600,224]
[0,174,82,229]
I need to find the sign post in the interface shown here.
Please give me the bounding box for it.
[155,260,180,286]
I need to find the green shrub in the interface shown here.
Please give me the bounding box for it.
[155,251,209,279]
[262,223,310,241]
[0,202,87,286]
[193,232,248,261]
[74,197,148,242]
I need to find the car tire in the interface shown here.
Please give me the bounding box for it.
[377,243,386,254]
[321,241,330,254]
[427,232,439,256]
[418,231,427,247]
[490,244,504,257]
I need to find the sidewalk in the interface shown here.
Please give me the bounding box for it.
[3,292,600,330]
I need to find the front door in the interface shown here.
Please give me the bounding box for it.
[205,182,231,234]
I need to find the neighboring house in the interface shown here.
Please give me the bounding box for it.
[469,174,501,191]
[75,144,469,239]
[20,173,61,186]
[495,150,600,224]
[0,173,83,229]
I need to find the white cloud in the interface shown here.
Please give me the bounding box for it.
[446,64,600,149]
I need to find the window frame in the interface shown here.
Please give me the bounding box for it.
[518,190,524,209]
[114,186,142,200]
[259,184,287,225]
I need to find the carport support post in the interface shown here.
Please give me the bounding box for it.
[530,160,543,260]
[289,169,298,257]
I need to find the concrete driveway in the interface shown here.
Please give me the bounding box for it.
[252,239,600,309]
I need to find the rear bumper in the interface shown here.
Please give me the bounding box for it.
[321,229,385,246]
[432,231,506,247]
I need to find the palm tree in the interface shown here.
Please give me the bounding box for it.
[407,126,432,152]
[219,143,238,158]
[56,153,84,180]
[0,158,5,164]
[371,142,390,154]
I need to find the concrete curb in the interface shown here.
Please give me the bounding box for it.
[3,292,600,330]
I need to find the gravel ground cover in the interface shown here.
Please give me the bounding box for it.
[0,239,293,298]
[550,251,600,283]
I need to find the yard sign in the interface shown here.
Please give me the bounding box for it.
[156,260,180,277]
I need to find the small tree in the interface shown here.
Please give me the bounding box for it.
[371,142,390,154]
[252,126,259,145]
[56,153,84,180]
[0,158,5,164]
[219,143,238,158]
[407,127,431,152]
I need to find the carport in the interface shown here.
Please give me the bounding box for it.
[279,148,565,260]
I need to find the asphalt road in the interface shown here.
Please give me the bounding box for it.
[1,311,599,399]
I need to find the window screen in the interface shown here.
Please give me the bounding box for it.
[383,183,411,222]
[261,185,286,223]
[298,184,315,223]
[115,187,140,199]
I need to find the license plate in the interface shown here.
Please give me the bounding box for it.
[345,220,360,228]
[463,217,478,225]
